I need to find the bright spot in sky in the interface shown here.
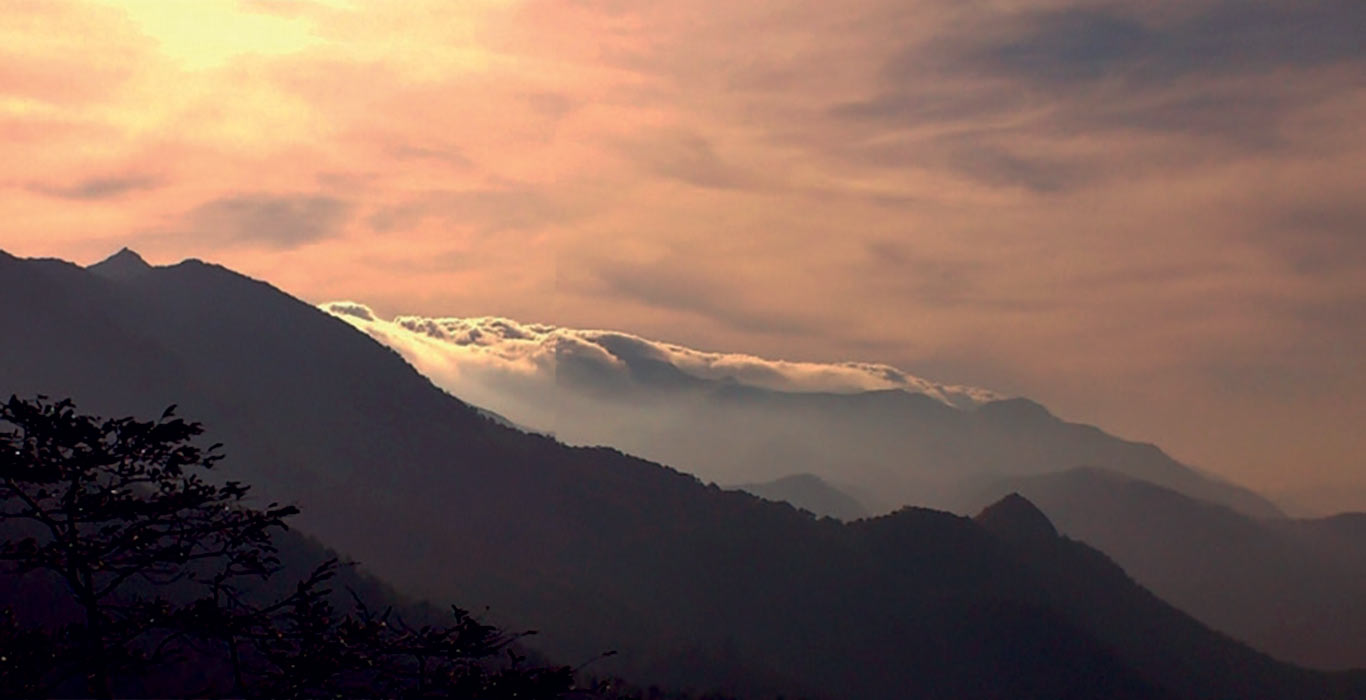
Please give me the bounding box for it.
[92,0,325,69]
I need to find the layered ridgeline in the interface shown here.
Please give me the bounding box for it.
[320,304,1366,671]
[733,474,870,522]
[3,249,1364,698]
[963,467,1366,670]
[318,305,1280,519]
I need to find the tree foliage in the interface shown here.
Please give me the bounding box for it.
[0,396,576,698]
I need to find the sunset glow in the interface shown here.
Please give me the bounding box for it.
[3,0,1364,509]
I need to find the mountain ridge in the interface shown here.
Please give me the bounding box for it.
[731,473,870,521]
[2,248,1361,698]
[967,466,1366,669]
[323,302,1283,519]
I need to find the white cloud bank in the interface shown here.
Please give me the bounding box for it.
[321,301,1000,413]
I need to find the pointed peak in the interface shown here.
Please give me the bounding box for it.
[975,493,1059,548]
[102,247,148,266]
[89,247,152,280]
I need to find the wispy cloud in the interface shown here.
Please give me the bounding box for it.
[184,193,352,249]
[27,174,162,200]
[1,0,1363,502]
[367,186,566,235]
[624,129,759,190]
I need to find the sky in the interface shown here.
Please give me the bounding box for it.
[2,0,1364,511]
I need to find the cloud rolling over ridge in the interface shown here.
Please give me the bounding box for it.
[322,301,999,415]
[320,300,1280,523]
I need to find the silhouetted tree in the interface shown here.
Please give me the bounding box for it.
[0,395,297,697]
[0,607,59,697]
[202,559,574,698]
[1,395,579,699]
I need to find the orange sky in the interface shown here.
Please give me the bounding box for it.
[3,0,1364,511]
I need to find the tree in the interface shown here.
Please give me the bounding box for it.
[0,395,297,697]
[0,395,580,699]
[209,561,576,698]
[0,607,58,697]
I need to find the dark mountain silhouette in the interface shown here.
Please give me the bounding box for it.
[730,473,869,521]
[975,492,1059,549]
[2,249,1362,698]
[89,246,153,281]
[333,307,1356,675]
[963,466,1366,670]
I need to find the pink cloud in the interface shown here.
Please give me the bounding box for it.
[1,0,1363,508]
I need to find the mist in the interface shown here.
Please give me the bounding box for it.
[321,302,1278,518]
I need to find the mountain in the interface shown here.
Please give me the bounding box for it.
[975,492,1060,548]
[2,249,1362,698]
[322,301,1366,673]
[731,473,870,521]
[89,246,153,281]
[320,306,1282,519]
[962,467,1366,670]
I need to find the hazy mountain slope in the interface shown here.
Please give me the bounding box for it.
[972,496,1365,699]
[966,467,1366,669]
[323,305,1281,519]
[731,474,870,521]
[2,249,1360,698]
[1291,513,1366,571]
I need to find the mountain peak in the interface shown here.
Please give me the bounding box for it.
[975,493,1059,548]
[89,247,152,280]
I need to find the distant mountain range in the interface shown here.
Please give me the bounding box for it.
[731,474,870,521]
[320,303,1366,670]
[3,248,1363,698]
[321,304,1281,519]
[726,466,1366,670]
[964,467,1366,670]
